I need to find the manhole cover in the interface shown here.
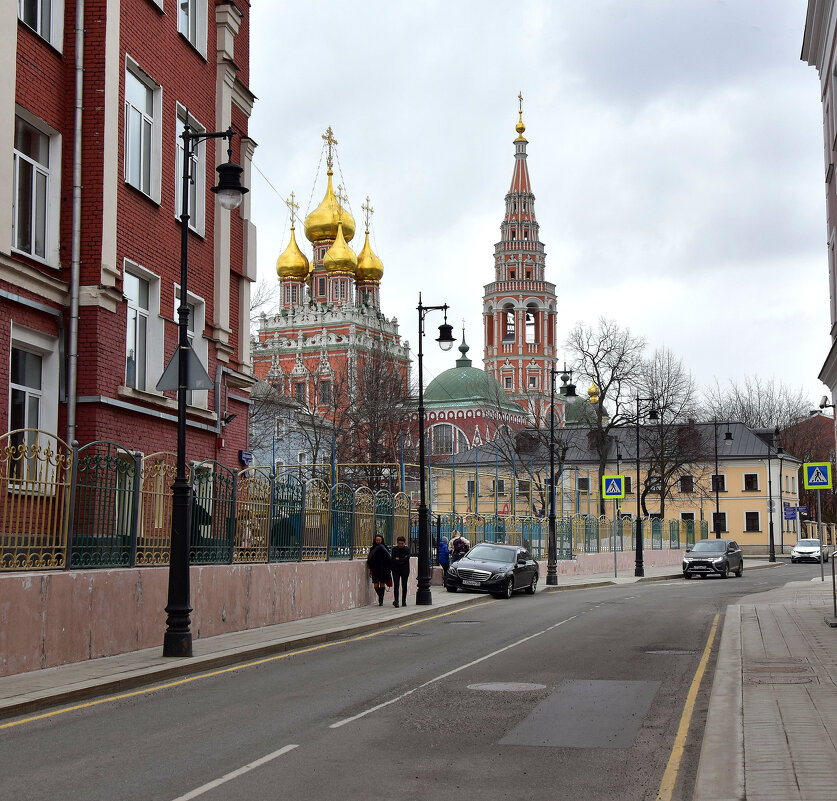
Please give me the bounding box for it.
[645,650,696,655]
[467,682,546,692]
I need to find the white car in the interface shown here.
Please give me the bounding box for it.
[790,539,829,564]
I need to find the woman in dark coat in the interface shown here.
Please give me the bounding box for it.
[366,534,392,606]
[390,536,411,608]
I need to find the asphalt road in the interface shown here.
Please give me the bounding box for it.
[0,563,816,801]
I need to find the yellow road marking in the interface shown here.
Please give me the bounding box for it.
[655,613,720,801]
[1,601,492,731]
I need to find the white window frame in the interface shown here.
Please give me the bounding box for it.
[124,58,162,202]
[175,106,206,236]
[9,323,58,438]
[174,285,208,408]
[178,0,208,57]
[18,0,64,50]
[744,510,761,533]
[12,109,61,267]
[712,511,728,534]
[123,260,163,393]
[711,473,726,493]
[743,472,760,492]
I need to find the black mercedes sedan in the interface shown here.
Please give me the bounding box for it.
[444,543,538,599]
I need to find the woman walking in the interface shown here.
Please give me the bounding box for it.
[390,536,411,608]
[438,537,450,579]
[366,533,392,606]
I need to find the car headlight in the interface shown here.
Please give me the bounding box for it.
[448,566,458,576]
[491,570,511,579]
[713,557,726,564]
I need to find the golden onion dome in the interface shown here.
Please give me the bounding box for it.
[355,230,384,283]
[515,109,527,141]
[275,226,309,280]
[323,221,357,275]
[303,171,355,243]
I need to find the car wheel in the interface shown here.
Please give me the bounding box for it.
[791,558,797,564]
[719,563,729,579]
[445,585,457,593]
[501,579,513,599]
[735,564,743,577]
[683,572,692,580]
[525,575,538,595]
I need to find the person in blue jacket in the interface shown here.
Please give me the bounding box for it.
[438,537,450,579]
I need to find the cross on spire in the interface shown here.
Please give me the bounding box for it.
[361,196,374,230]
[322,126,338,171]
[285,191,299,226]
[518,91,523,114]
[336,184,348,206]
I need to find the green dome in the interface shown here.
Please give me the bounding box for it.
[424,338,519,412]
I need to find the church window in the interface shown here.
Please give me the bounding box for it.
[526,270,531,279]
[486,316,494,346]
[510,230,516,241]
[291,285,298,304]
[525,305,537,344]
[319,380,331,406]
[318,277,326,296]
[528,375,538,389]
[523,229,528,240]
[504,376,513,390]
[503,306,515,341]
[457,430,468,452]
[432,424,453,455]
[293,382,306,404]
[513,202,517,213]
[509,269,515,280]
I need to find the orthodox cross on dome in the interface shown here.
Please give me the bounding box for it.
[285,191,299,226]
[518,91,523,114]
[322,126,338,170]
[336,184,348,206]
[361,196,374,230]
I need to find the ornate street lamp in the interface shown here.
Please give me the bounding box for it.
[634,396,658,577]
[547,368,576,585]
[162,126,247,658]
[416,295,455,605]
[767,425,783,563]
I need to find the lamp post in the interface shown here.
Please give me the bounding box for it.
[767,425,783,564]
[162,126,247,658]
[634,396,658,577]
[547,367,559,585]
[712,421,733,539]
[416,295,455,605]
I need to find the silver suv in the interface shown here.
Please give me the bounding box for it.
[683,539,743,579]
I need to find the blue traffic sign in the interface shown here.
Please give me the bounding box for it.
[804,462,832,490]
[602,475,625,499]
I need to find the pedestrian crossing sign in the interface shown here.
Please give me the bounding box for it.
[602,475,625,499]
[803,462,832,490]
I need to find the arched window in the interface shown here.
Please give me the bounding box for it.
[432,424,453,455]
[503,305,515,342]
[525,304,538,344]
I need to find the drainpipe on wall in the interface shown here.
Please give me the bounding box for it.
[66,0,85,445]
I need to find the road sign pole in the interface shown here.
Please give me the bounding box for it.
[819,489,824,583]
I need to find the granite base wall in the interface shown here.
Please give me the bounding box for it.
[0,549,684,677]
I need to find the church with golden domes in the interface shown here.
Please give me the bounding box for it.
[251,128,410,462]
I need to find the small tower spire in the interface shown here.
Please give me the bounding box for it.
[515,91,527,141]
[361,196,374,231]
[322,126,338,171]
[285,191,300,226]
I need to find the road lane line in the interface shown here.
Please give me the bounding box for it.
[329,614,578,729]
[0,603,492,731]
[169,744,298,800]
[655,613,720,801]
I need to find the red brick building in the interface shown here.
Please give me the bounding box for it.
[2,1,256,466]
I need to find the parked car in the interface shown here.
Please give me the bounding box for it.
[790,539,829,564]
[444,543,538,599]
[682,538,743,579]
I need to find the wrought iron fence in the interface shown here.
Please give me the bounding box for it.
[0,430,699,572]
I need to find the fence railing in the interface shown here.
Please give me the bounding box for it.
[0,430,697,572]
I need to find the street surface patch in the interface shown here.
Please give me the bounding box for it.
[499,679,660,748]
[467,682,546,692]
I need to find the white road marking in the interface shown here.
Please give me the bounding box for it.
[329,615,578,729]
[170,744,298,800]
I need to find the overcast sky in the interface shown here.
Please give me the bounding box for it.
[249,0,829,407]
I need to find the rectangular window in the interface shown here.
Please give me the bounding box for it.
[492,479,506,496]
[318,277,326,296]
[577,476,590,493]
[178,0,207,55]
[124,62,161,200]
[293,382,306,404]
[679,475,694,493]
[517,479,531,498]
[711,474,726,493]
[174,287,207,407]
[528,375,538,388]
[504,376,513,389]
[432,424,453,456]
[175,109,205,234]
[297,451,306,464]
[125,272,149,391]
[624,476,633,494]
[680,512,695,522]
[745,511,760,532]
[467,479,478,498]
[319,381,331,406]
[13,115,52,262]
[10,347,42,432]
[712,511,727,534]
[743,473,759,492]
[18,0,62,47]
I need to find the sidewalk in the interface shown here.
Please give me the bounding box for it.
[0,563,683,721]
[694,572,837,801]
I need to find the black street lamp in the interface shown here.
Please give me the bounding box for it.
[162,125,248,658]
[767,425,783,563]
[547,369,576,585]
[416,295,455,605]
[712,420,733,539]
[634,396,658,577]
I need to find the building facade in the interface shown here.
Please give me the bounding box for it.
[482,103,559,420]
[802,1,837,458]
[3,1,256,465]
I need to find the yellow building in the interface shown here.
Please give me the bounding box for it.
[429,422,801,553]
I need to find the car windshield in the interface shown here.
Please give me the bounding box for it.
[691,541,725,553]
[796,540,820,547]
[466,545,515,563]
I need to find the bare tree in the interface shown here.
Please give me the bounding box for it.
[703,376,812,429]
[249,278,282,335]
[633,349,708,517]
[566,317,646,514]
